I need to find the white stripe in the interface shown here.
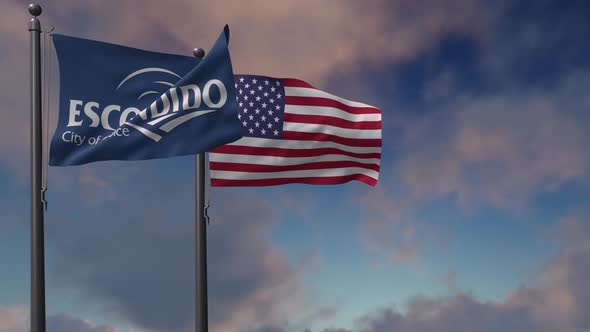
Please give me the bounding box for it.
[210,167,379,180]
[210,152,380,166]
[124,122,162,142]
[285,87,377,109]
[284,105,382,122]
[223,137,381,154]
[159,110,216,132]
[283,122,381,139]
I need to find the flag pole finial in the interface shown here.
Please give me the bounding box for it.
[28,3,42,16]
[193,48,205,59]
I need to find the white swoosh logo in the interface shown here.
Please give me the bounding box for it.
[116,68,181,91]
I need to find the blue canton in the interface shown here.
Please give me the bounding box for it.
[234,75,285,139]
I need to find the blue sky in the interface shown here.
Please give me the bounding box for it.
[1,1,590,332]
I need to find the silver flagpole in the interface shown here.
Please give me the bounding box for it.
[193,47,208,332]
[28,3,46,332]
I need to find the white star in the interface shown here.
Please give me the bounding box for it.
[267,123,273,129]
[255,122,260,128]
[243,108,248,113]
[276,93,282,98]
[255,108,260,114]
[249,102,254,107]
[239,77,245,82]
[264,92,269,97]
[264,80,269,85]
[262,103,267,108]
[276,81,280,86]
[261,115,267,121]
[261,129,266,135]
[252,78,257,84]
[258,85,263,91]
[234,83,238,88]
[250,90,255,95]
[274,117,280,122]
[256,96,261,101]
[275,105,280,110]
[239,102,243,107]
[268,110,274,115]
[271,87,276,92]
[245,83,250,88]
[244,95,249,100]
[238,114,242,119]
[239,89,243,95]
[242,121,247,126]
[248,128,254,134]
[274,130,279,136]
[249,115,254,120]
[270,98,275,104]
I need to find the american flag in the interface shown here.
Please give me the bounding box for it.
[209,75,382,186]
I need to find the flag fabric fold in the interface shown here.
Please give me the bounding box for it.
[50,25,242,166]
[209,75,382,186]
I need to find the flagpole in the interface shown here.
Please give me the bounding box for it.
[28,3,46,332]
[193,47,208,332]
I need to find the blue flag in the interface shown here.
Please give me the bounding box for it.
[49,25,242,166]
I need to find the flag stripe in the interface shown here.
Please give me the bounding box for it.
[284,86,376,109]
[284,105,381,122]
[209,152,380,166]
[210,167,379,181]
[283,121,381,139]
[283,113,382,129]
[211,144,381,159]
[211,174,378,187]
[285,96,380,115]
[219,137,381,153]
[281,78,317,89]
[282,131,382,147]
[210,160,380,173]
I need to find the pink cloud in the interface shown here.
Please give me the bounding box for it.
[0,306,27,332]
[319,216,590,332]
[398,72,590,210]
[358,69,590,265]
[0,307,118,332]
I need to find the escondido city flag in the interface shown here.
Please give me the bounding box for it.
[49,25,242,166]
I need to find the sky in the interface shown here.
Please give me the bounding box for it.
[1,0,590,331]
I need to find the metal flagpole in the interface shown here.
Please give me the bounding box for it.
[193,47,208,332]
[28,3,46,332]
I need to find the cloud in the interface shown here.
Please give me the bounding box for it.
[397,70,590,210]
[358,68,590,264]
[47,314,118,332]
[44,0,490,83]
[321,216,590,332]
[0,307,26,332]
[0,307,118,332]
[357,186,445,266]
[45,167,316,332]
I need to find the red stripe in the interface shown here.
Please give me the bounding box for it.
[283,113,382,130]
[282,131,381,147]
[281,78,317,89]
[285,96,380,115]
[211,174,378,187]
[210,161,380,173]
[210,145,381,159]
